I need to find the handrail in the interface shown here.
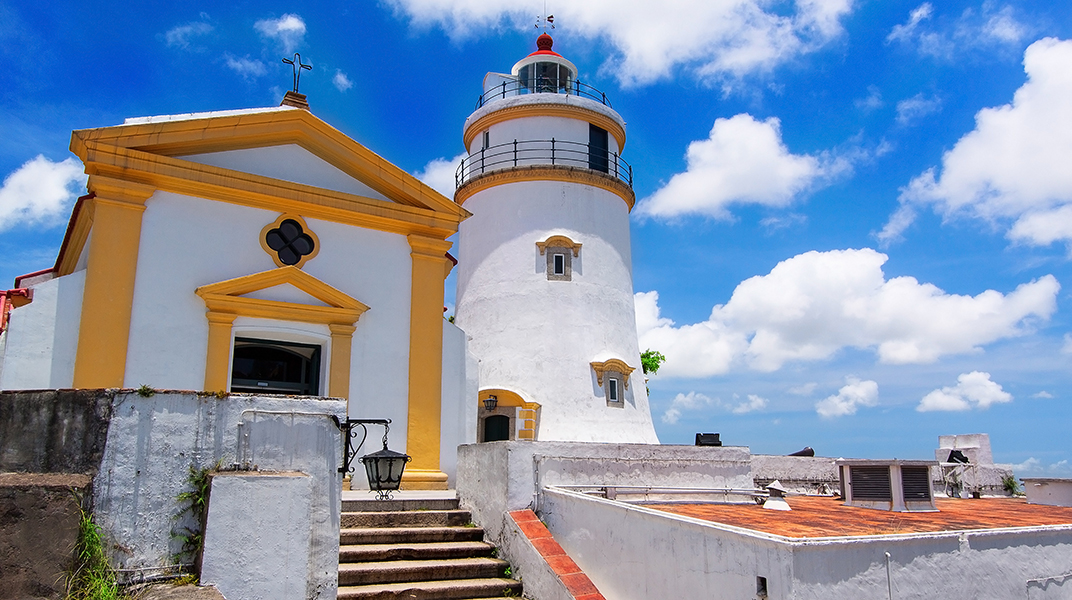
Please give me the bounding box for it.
[476,78,613,109]
[455,138,633,189]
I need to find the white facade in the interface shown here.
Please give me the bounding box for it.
[455,36,658,443]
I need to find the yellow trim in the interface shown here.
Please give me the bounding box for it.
[455,166,635,211]
[400,469,450,490]
[591,358,636,390]
[72,178,154,388]
[479,389,541,441]
[403,235,453,489]
[259,214,321,269]
[536,235,582,257]
[71,107,467,218]
[195,267,369,398]
[463,103,626,151]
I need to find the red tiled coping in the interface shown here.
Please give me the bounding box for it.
[509,510,606,600]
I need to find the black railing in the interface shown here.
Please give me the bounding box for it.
[476,78,612,109]
[455,139,633,189]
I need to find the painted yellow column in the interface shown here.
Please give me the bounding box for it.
[328,323,356,399]
[203,311,237,392]
[72,177,155,389]
[401,235,452,490]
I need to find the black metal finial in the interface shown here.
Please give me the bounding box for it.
[282,53,312,93]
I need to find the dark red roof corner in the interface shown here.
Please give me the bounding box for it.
[0,288,33,336]
[509,509,606,600]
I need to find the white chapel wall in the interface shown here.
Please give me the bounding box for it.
[0,270,84,390]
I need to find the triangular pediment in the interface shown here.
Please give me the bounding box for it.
[70,107,467,219]
[195,266,369,326]
[239,282,330,307]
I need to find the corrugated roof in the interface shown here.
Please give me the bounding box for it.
[647,496,1072,538]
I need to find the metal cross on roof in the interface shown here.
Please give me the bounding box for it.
[282,53,312,93]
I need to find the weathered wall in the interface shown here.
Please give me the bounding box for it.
[0,389,112,475]
[0,473,91,600]
[751,454,838,494]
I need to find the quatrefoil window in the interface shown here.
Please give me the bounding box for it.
[260,215,320,268]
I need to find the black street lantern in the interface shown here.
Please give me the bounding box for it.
[483,394,498,411]
[361,445,411,500]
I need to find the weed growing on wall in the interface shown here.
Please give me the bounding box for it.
[67,508,127,600]
[171,462,220,569]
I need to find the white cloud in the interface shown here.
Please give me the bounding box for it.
[255,13,306,54]
[789,382,818,396]
[636,248,1059,378]
[815,377,878,418]
[333,70,353,92]
[887,3,1026,58]
[384,0,854,85]
[882,38,1072,245]
[895,93,942,125]
[0,155,86,232]
[636,114,823,219]
[1032,391,1054,399]
[661,391,716,424]
[917,371,1012,412]
[855,85,884,111]
[1012,457,1072,476]
[414,153,466,198]
[732,394,768,414]
[224,55,267,80]
[165,20,213,49]
[1063,333,1072,354]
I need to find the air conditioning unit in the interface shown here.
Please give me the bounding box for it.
[836,459,938,512]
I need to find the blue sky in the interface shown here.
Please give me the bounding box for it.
[1,1,1070,473]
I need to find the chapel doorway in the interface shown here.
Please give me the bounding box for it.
[482,415,511,442]
[230,338,321,395]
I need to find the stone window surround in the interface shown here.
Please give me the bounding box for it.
[537,235,582,282]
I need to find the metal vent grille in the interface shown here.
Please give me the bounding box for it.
[850,466,892,500]
[901,466,931,500]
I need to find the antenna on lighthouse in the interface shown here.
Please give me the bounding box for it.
[536,2,554,30]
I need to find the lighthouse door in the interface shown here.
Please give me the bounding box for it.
[588,124,609,173]
[482,415,511,442]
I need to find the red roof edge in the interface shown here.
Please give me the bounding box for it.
[51,192,94,277]
[0,288,33,336]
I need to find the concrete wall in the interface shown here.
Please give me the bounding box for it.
[1024,479,1072,507]
[91,390,344,591]
[439,321,478,486]
[0,389,112,475]
[0,271,84,390]
[751,455,839,495]
[456,441,752,542]
[539,486,1072,600]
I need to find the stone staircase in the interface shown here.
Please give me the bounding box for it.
[338,497,523,599]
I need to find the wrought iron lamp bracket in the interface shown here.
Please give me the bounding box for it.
[333,417,391,475]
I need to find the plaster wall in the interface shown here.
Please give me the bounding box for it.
[183,144,390,202]
[91,390,344,594]
[438,321,478,486]
[466,114,621,158]
[1024,479,1072,507]
[456,441,752,542]
[751,455,839,494]
[0,270,84,390]
[539,486,1072,600]
[123,192,414,445]
[455,180,656,443]
[464,93,625,153]
[200,472,312,600]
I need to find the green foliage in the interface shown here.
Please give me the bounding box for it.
[503,566,512,577]
[67,508,126,600]
[135,384,155,398]
[1002,474,1022,496]
[640,349,666,375]
[171,462,219,565]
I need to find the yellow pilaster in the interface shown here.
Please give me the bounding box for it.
[203,311,237,392]
[72,177,155,389]
[401,235,452,490]
[329,323,356,399]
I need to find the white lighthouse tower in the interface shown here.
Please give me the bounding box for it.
[454,34,659,444]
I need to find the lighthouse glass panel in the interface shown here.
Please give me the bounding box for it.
[546,246,572,281]
[607,376,623,407]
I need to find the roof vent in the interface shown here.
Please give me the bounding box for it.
[695,433,721,446]
[837,459,938,512]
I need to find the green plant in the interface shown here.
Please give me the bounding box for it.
[1002,474,1022,496]
[67,508,126,600]
[171,462,219,564]
[640,349,666,375]
[503,566,512,577]
[135,384,155,398]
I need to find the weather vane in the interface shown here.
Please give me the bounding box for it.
[282,53,312,93]
[535,14,555,30]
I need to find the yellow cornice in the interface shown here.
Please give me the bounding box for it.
[591,359,636,389]
[455,165,635,211]
[80,141,463,238]
[71,108,467,219]
[536,235,582,257]
[463,103,626,151]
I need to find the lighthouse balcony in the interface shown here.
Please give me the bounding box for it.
[455,138,633,190]
[476,76,614,109]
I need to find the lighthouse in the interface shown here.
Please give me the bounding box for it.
[454,34,659,444]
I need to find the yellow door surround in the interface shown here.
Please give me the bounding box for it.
[195,266,369,398]
[479,389,541,441]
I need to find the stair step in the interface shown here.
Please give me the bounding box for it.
[339,557,508,586]
[342,510,472,528]
[341,526,485,545]
[337,577,522,600]
[342,498,460,513]
[340,541,494,563]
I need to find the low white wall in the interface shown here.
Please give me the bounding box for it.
[91,390,344,596]
[0,271,84,390]
[497,514,575,600]
[1024,479,1072,507]
[539,486,1072,600]
[439,321,478,486]
[751,455,838,494]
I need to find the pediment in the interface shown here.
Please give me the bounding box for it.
[195,266,369,326]
[70,107,467,218]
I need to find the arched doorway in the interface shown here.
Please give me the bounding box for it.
[476,389,541,442]
[482,415,511,442]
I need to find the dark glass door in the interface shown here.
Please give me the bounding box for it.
[589,124,609,173]
[482,415,511,442]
